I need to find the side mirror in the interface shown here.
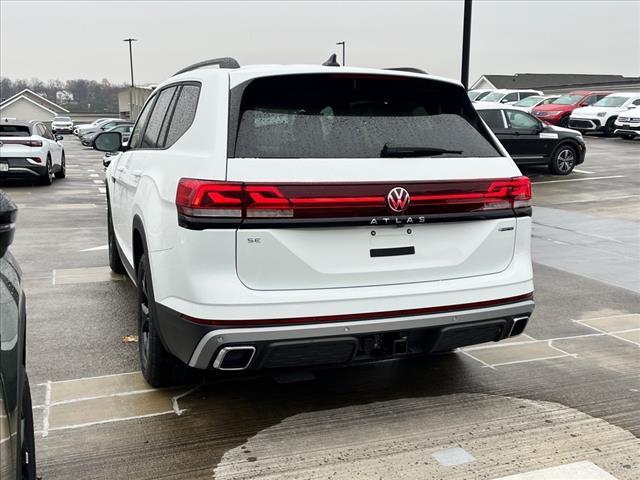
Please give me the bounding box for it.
[0,192,18,258]
[55,134,64,141]
[94,131,124,152]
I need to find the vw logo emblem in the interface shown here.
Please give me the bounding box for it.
[386,187,410,213]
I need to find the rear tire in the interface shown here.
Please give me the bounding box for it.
[621,134,636,140]
[137,253,193,387]
[20,375,37,480]
[40,156,53,185]
[107,202,125,274]
[549,144,577,175]
[54,151,66,179]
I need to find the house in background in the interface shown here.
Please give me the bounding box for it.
[0,88,70,122]
[56,90,75,104]
[471,74,640,94]
[0,89,120,125]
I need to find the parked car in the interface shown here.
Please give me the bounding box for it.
[467,89,493,102]
[0,120,66,184]
[74,118,119,136]
[79,120,131,144]
[82,123,133,147]
[476,104,585,175]
[569,92,640,136]
[94,58,535,387]
[0,192,37,480]
[510,95,560,113]
[614,107,640,139]
[532,90,612,128]
[51,116,74,134]
[475,89,543,106]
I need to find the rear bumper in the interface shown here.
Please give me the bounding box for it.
[0,157,47,178]
[52,127,73,133]
[155,296,534,370]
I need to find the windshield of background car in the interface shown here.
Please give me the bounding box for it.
[482,91,506,102]
[593,96,629,107]
[514,96,543,107]
[0,125,30,137]
[468,90,484,100]
[552,94,583,105]
[54,117,71,121]
[231,74,500,159]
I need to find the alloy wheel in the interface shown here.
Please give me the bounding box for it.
[556,148,575,173]
[139,270,151,369]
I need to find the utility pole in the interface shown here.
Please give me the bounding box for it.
[336,41,345,66]
[123,38,137,120]
[461,0,472,89]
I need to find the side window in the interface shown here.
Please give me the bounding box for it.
[518,92,535,100]
[502,93,518,103]
[141,86,177,149]
[505,110,540,130]
[44,125,55,139]
[128,97,156,149]
[478,109,505,130]
[164,84,200,148]
[632,98,640,106]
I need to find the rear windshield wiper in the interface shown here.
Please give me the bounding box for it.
[381,143,463,157]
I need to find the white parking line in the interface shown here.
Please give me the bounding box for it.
[493,461,619,480]
[573,168,595,174]
[533,175,625,184]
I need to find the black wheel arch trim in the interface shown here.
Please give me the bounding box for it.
[130,216,174,354]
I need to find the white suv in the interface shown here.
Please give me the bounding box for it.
[1,119,66,184]
[475,89,543,106]
[569,92,640,136]
[94,58,535,387]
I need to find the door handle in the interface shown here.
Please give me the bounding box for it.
[116,166,125,172]
[131,170,143,178]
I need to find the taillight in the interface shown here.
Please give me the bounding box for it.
[176,179,243,217]
[0,139,43,147]
[176,176,531,228]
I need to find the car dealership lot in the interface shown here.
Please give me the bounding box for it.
[1,136,639,479]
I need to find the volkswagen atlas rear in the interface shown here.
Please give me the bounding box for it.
[98,61,535,386]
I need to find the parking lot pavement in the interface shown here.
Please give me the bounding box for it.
[1,135,639,479]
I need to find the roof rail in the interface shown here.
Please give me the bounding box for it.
[174,57,240,76]
[385,67,428,74]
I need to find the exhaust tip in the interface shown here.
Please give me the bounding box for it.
[509,316,529,337]
[213,346,256,371]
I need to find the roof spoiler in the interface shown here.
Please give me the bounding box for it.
[385,67,427,74]
[174,57,240,76]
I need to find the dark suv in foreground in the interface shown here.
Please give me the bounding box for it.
[0,192,36,479]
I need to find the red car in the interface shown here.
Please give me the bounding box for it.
[532,90,612,127]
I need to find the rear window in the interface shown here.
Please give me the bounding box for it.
[230,74,500,159]
[0,125,30,137]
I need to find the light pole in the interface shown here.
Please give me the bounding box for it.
[336,41,345,66]
[461,0,472,89]
[123,38,137,119]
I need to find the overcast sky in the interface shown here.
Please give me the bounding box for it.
[1,1,638,86]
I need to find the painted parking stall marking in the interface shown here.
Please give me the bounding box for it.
[52,266,124,285]
[34,373,196,436]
